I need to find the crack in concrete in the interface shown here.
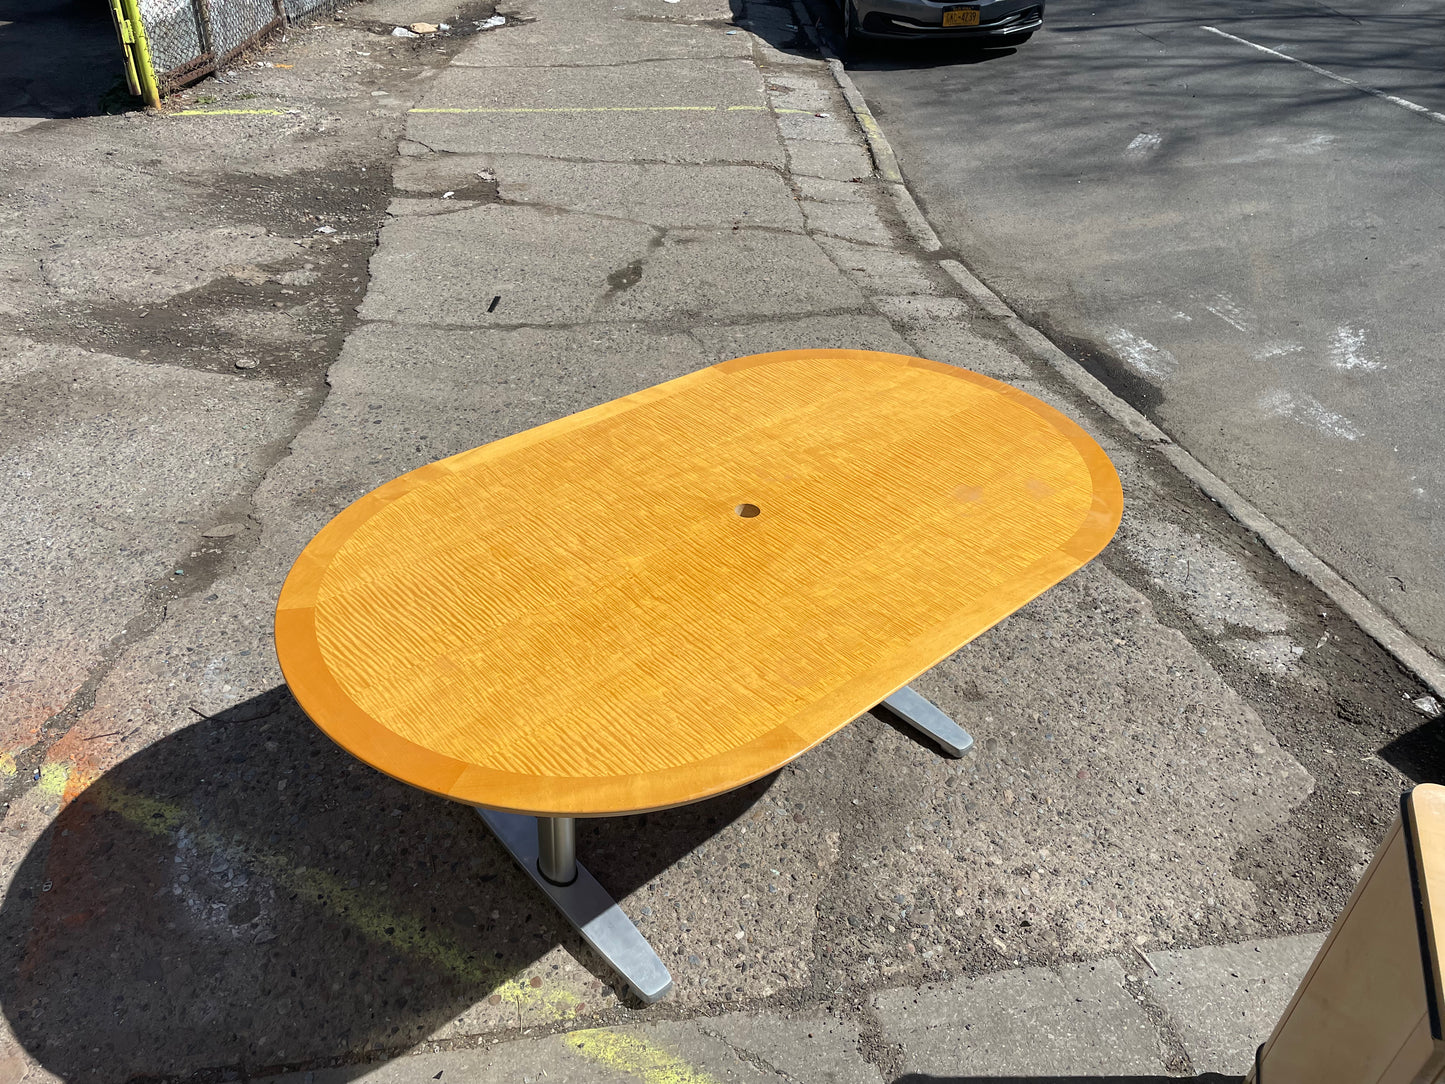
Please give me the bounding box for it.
[404,143,790,168]
[453,55,762,70]
[353,302,877,334]
[407,146,803,181]
[1120,969,1198,1076]
[400,194,810,235]
[0,363,334,817]
[694,1023,794,1080]
[0,398,313,817]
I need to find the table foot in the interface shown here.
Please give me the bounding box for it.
[474,807,674,1004]
[880,686,974,757]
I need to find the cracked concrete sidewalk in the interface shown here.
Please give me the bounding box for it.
[0,0,1437,1081]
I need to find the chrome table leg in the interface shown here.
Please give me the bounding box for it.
[474,807,673,1004]
[880,686,974,757]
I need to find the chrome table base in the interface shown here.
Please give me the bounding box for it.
[474,807,674,1003]
[880,685,975,756]
[475,685,970,1002]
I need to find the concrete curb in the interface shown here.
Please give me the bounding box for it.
[788,0,1445,701]
[827,58,905,181]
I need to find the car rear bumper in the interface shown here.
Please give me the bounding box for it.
[855,0,1043,39]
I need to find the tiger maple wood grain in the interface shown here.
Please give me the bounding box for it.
[276,350,1122,815]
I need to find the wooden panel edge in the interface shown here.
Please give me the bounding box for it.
[1408,784,1445,1040]
[1256,817,1405,1071]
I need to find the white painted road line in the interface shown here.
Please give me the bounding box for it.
[1202,25,1445,125]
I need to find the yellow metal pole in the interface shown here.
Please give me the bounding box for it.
[105,0,143,97]
[117,0,162,107]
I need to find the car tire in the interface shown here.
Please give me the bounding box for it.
[842,0,868,55]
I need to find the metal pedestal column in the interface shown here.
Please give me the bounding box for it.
[474,808,673,1004]
[537,816,577,886]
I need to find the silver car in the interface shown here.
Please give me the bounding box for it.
[839,0,1043,46]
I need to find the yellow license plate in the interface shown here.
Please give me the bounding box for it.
[943,7,980,25]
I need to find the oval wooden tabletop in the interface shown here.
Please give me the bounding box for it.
[275,349,1122,816]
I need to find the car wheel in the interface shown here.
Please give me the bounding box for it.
[843,0,868,54]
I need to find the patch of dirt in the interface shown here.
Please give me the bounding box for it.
[1096,435,1435,940]
[2,1,501,391]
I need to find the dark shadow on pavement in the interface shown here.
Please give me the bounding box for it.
[0,0,131,119]
[0,687,772,1082]
[844,43,1019,72]
[1380,714,1445,785]
[727,0,816,61]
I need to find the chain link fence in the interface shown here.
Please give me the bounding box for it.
[113,0,342,104]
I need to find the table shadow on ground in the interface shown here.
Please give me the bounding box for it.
[0,0,130,119]
[0,687,773,1083]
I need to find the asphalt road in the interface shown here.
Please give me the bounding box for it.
[843,0,1445,657]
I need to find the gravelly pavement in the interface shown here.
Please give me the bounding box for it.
[0,0,1439,1080]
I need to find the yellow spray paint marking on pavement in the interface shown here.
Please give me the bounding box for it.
[82,781,583,1020]
[37,762,69,800]
[855,113,901,182]
[568,1028,722,1084]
